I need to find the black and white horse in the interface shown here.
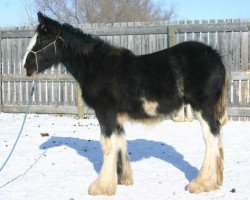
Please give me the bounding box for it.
[22,12,229,195]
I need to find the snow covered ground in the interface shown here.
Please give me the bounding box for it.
[0,112,249,200]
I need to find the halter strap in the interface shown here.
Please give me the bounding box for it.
[28,35,64,73]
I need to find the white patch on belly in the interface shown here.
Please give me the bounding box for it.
[22,33,38,68]
[141,97,159,117]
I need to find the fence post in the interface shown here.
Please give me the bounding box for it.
[167,25,176,47]
[240,31,249,121]
[77,83,85,118]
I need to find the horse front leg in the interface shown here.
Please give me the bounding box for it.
[88,133,118,195]
[88,109,118,196]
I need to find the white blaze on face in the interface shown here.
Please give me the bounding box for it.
[22,33,38,68]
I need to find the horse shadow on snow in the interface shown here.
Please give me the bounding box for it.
[40,136,198,182]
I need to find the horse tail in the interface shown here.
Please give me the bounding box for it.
[214,66,230,126]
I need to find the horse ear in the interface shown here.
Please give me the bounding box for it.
[37,12,48,32]
[37,12,46,24]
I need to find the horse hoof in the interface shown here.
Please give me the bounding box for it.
[88,179,117,196]
[118,176,134,186]
[171,116,185,122]
[185,117,193,122]
[188,178,219,193]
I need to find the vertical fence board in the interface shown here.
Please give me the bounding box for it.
[0,32,2,111]
[127,22,135,52]
[209,20,216,48]
[120,22,128,49]
[240,32,249,120]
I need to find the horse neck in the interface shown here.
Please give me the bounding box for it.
[60,50,85,81]
[58,33,103,80]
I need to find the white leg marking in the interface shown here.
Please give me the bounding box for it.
[22,33,38,68]
[117,134,133,185]
[185,104,193,122]
[188,112,223,193]
[89,134,118,196]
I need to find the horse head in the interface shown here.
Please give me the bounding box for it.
[22,12,64,76]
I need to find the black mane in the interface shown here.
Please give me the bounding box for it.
[36,16,109,57]
[60,23,105,57]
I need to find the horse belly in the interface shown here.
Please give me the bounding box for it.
[116,95,182,126]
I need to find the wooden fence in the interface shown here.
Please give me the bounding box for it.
[0,19,250,120]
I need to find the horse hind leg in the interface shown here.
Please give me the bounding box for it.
[171,104,185,122]
[116,125,134,186]
[215,73,229,126]
[188,111,223,193]
[184,104,193,122]
[171,104,193,122]
[219,110,228,126]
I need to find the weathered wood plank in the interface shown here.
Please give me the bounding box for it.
[1,105,78,114]
[141,32,149,54]
[2,22,249,39]
[1,73,75,81]
[134,22,142,55]
[228,107,250,117]
[0,35,2,111]
[1,26,170,38]
[167,25,176,47]
[113,22,121,47]
[240,32,249,120]
[120,22,128,49]
[0,104,249,117]
[2,71,249,81]
[175,22,250,33]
